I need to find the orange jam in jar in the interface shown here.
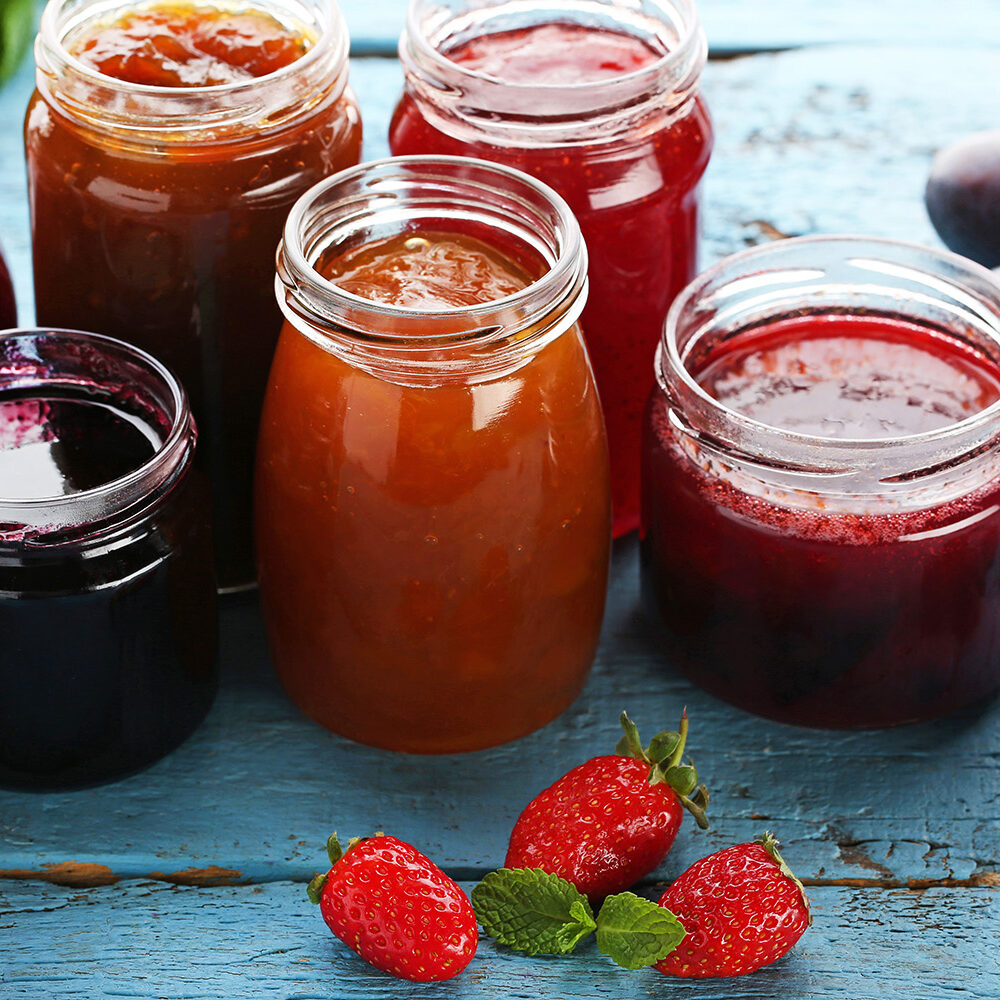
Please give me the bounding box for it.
[256,157,611,752]
[26,0,362,589]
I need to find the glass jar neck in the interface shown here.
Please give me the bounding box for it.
[0,329,196,546]
[34,0,350,144]
[276,155,589,386]
[399,0,706,147]
[659,236,1000,512]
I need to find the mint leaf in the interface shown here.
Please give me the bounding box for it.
[0,0,34,83]
[595,892,686,970]
[472,868,596,956]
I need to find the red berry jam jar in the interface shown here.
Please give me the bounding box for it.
[0,239,14,328]
[642,237,1000,728]
[0,329,217,788]
[257,156,610,753]
[26,0,362,590]
[390,0,712,538]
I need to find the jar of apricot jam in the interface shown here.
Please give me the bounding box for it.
[390,0,713,539]
[0,329,217,788]
[26,0,362,590]
[642,236,1000,728]
[256,156,611,753]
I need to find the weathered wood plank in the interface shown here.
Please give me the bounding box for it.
[3,538,999,888]
[1,879,997,999]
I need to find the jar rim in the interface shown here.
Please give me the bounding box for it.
[0,328,194,533]
[660,235,1000,476]
[277,154,588,357]
[399,0,707,141]
[35,0,350,135]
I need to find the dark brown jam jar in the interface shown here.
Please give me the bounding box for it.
[0,329,217,789]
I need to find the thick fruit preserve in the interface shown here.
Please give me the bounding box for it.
[26,0,362,588]
[257,158,610,753]
[391,1,712,537]
[0,330,217,788]
[642,237,1000,728]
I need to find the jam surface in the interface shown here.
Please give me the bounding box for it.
[322,231,532,309]
[697,314,1000,437]
[256,228,610,752]
[68,1,311,87]
[0,395,158,498]
[390,21,713,537]
[642,313,1000,727]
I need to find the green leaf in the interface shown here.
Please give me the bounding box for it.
[306,872,327,905]
[664,764,698,797]
[595,892,686,970]
[615,711,644,759]
[644,730,680,764]
[472,868,597,956]
[0,0,34,83]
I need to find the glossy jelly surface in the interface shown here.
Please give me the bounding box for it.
[0,395,157,497]
[642,313,1000,728]
[68,1,311,85]
[0,346,217,789]
[390,22,713,537]
[27,1,362,588]
[256,229,610,752]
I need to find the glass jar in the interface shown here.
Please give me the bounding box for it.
[26,0,363,590]
[390,0,713,539]
[642,236,1000,728]
[256,156,611,753]
[0,329,217,788]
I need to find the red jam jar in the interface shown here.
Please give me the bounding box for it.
[0,239,14,328]
[26,0,362,589]
[390,0,713,538]
[256,156,611,753]
[0,329,217,788]
[642,237,1000,728]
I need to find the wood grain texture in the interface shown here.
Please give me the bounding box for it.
[2,879,998,999]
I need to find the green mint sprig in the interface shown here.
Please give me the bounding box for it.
[471,868,685,970]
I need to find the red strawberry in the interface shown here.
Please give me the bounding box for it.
[505,711,709,900]
[307,832,477,982]
[656,832,811,978]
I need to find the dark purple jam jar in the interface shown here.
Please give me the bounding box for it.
[0,329,217,788]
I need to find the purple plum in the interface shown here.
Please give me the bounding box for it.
[926,130,1000,270]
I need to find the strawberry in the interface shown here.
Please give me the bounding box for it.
[307,832,478,982]
[505,711,709,900]
[655,832,811,978]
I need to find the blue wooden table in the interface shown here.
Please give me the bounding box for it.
[3,3,1000,997]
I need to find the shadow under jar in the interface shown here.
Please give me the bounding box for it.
[0,329,217,789]
[256,156,611,753]
[390,0,713,539]
[642,236,1000,729]
[25,0,362,590]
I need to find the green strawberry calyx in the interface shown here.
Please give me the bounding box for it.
[306,831,379,904]
[472,868,686,969]
[615,710,710,830]
[760,831,812,923]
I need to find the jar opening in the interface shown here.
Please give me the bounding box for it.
[277,156,589,380]
[35,0,350,139]
[0,329,194,541]
[659,236,1000,507]
[400,0,706,143]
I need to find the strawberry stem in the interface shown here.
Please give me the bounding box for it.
[307,872,327,904]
